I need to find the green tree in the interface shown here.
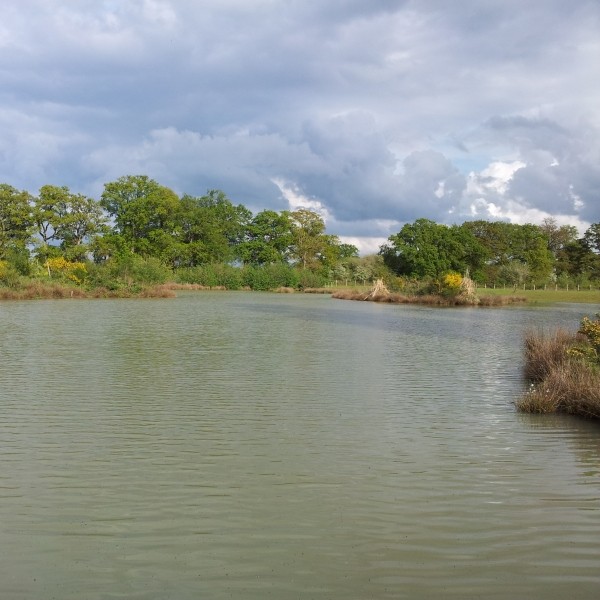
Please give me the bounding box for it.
[556,239,598,280]
[100,175,180,257]
[34,185,68,246]
[463,220,554,283]
[539,217,578,256]
[584,223,600,254]
[33,185,107,261]
[0,184,34,259]
[239,209,293,265]
[57,193,107,251]
[381,219,483,278]
[176,190,251,265]
[288,208,329,269]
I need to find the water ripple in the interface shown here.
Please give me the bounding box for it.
[0,294,598,599]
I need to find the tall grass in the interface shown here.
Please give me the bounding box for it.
[516,326,600,419]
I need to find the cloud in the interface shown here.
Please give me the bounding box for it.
[0,0,599,253]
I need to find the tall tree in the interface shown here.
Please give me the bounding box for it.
[463,220,554,283]
[288,208,328,269]
[0,184,34,258]
[556,239,597,279]
[584,223,600,254]
[239,210,293,265]
[34,185,69,246]
[100,175,180,256]
[176,190,251,265]
[381,218,483,278]
[34,185,107,260]
[539,217,578,255]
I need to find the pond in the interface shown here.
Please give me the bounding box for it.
[1,292,599,599]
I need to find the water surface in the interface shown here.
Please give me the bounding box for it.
[1,293,599,599]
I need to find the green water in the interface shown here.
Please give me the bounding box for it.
[1,292,599,599]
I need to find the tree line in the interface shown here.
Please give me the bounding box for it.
[1,174,599,291]
[380,217,600,288]
[0,175,364,291]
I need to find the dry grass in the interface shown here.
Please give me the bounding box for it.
[517,361,600,418]
[516,327,600,420]
[160,282,211,291]
[0,281,178,300]
[522,327,578,381]
[0,281,88,300]
[137,285,177,298]
[332,289,527,307]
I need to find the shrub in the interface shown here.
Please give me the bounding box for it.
[0,260,21,288]
[443,272,463,292]
[44,256,88,285]
[86,255,171,290]
[296,269,326,290]
[240,263,301,290]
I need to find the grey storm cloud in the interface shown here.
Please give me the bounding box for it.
[1,0,599,250]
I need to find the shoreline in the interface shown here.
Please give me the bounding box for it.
[1,280,599,304]
[331,288,527,307]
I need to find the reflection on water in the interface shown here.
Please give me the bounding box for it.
[1,293,599,599]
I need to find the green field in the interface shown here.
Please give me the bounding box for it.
[477,287,600,305]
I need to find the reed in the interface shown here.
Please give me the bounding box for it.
[517,361,600,418]
[521,327,577,381]
[516,323,600,419]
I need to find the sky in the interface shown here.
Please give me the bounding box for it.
[1,0,599,254]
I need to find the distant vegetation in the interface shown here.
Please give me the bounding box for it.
[1,175,599,298]
[517,314,600,420]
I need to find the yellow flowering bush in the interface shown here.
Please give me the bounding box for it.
[567,313,600,365]
[44,256,87,285]
[443,272,463,289]
[0,260,6,279]
[579,315,600,351]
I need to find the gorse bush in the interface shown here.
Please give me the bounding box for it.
[578,314,600,361]
[443,272,463,291]
[44,256,88,285]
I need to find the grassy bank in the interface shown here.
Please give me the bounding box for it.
[477,287,600,305]
[0,281,176,300]
[516,316,600,420]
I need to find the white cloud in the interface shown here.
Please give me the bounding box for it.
[0,0,598,241]
[475,161,526,195]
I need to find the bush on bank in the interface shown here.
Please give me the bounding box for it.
[517,314,600,419]
[0,254,332,298]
